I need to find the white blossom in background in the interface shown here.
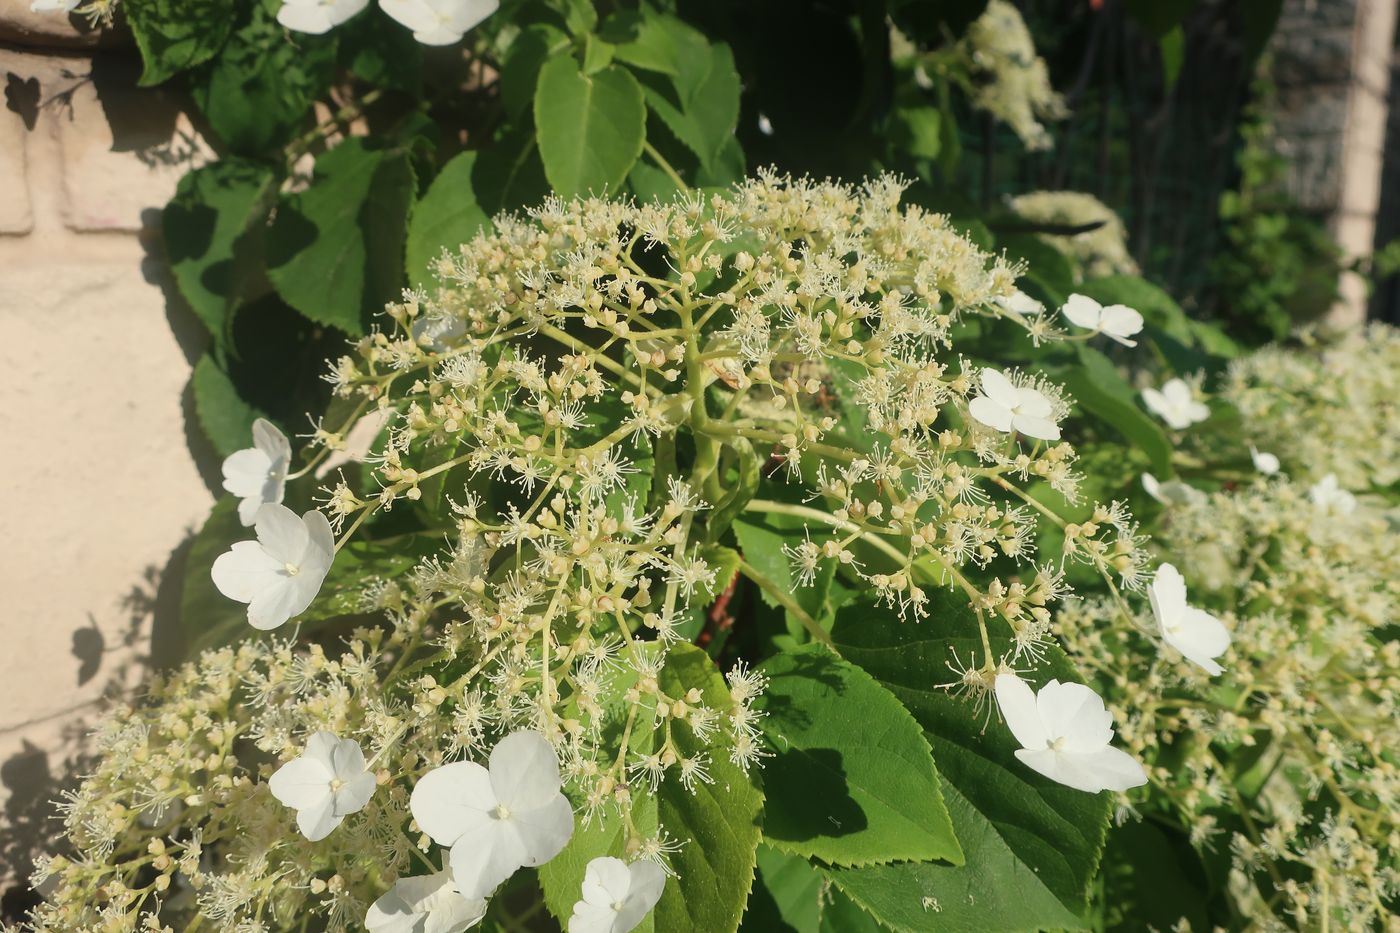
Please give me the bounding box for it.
[993,290,1043,317]
[222,418,293,525]
[268,732,377,841]
[211,503,335,630]
[568,857,667,933]
[1141,377,1209,430]
[379,0,498,45]
[994,673,1147,793]
[968,368,1062,441]
[410,731,573,898]
[1309,473,1356,515]
[30,0,79,11]
[1249,446,1280,475]
[1060,293,1143,347]
[1148,563,1230,676]
[276,0,368,33]
[366,869,487,933]
[1141,473,1206,507]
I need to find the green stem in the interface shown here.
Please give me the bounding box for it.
[643,140,689,193]
[738,558,832,646]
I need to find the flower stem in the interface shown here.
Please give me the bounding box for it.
[737,558,832,646]
[642,140,689,193]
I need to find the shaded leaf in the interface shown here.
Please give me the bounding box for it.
[192,352,268,458]
[127,0,241,86]
[756,645,962,868]
[266,138,416,334]
[1057,344,1174,476]
[164,159,276,339]
[641,43,740,170]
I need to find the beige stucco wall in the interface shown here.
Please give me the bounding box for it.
[0,27,214,888]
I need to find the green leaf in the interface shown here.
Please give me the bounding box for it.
[472,124,550,216]
[827,592,1112,928]
[640,43,740,170]
[538,644,763,933]
[744,846,887,933]
[756,645,962,868]
[534,56,646,197]
[191,0,338,155]
[1100,820,1213,931]
[164,159,276,338]
[1160,26,1185,89]
[266,138,416,335]
[892,106,942,161]
[824,780,1085,932]
[707,440,761,542]
[126,0,241,86]
[1057,344,1174,475]
[338,8,422,94]
[499,23,568,118]
[582,33,616,74]
[406,151,493,288]
[611,10,710,93]
[552,0,597,34]
[192,352,267,457]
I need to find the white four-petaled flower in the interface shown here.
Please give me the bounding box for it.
[1148,563,1230,676]
[379,0,499,45]
[994,673,1147,794]
[211,504,335,630]
[1309,473,1356,515]
[568,857,667,933]
[1061,294,1144,347]
[276,0,368,33]
[968,368,1061,441]
[1141,378,1209,430]
[222,418,293,526]
[1250,446,1280,475]
[366,869,487,933]
[269,731,377,841]
[410,731,574,899]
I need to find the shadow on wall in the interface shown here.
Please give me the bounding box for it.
[0,532,196,922]
[0,35,222,924]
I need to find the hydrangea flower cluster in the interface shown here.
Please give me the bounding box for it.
[1006,190,1142,280]
[1060,473,1400,929]
[961,0,1068,151]
[1224,323,1400,489]
[17,174,1171,931]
